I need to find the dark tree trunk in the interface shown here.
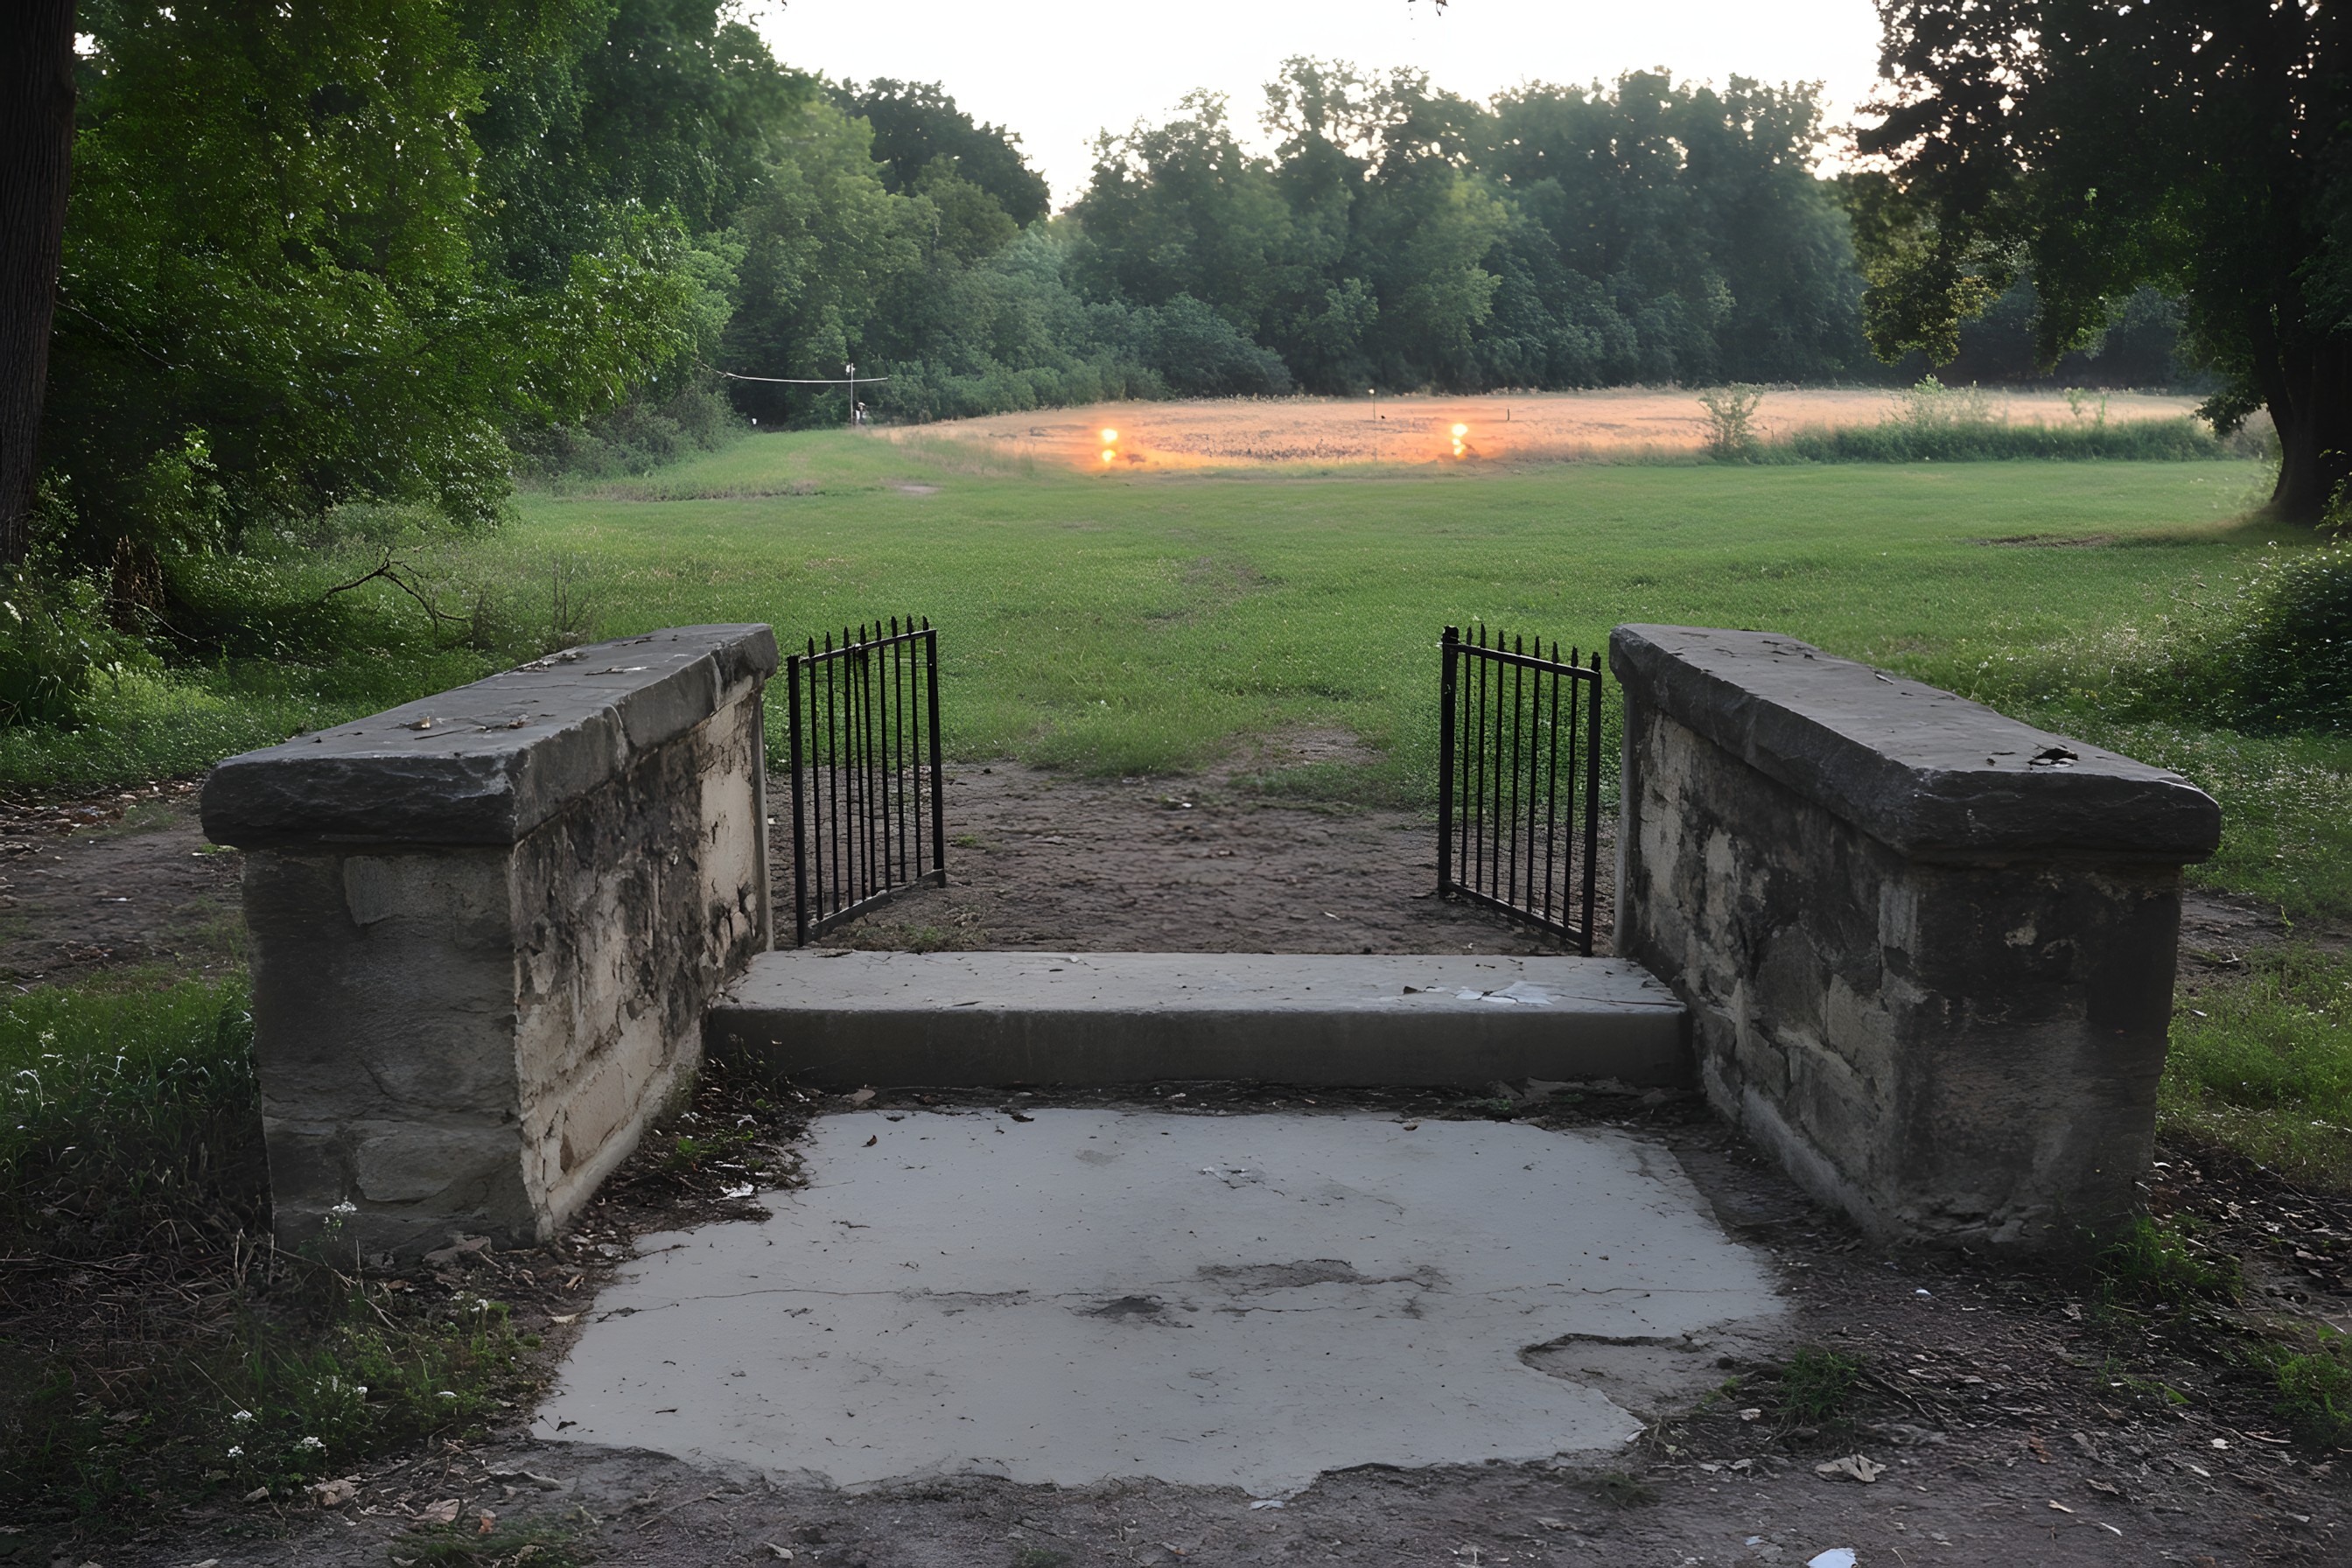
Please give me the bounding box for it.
[2267,336,2352,525]
[0,4,77,567]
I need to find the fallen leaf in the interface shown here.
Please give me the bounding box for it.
[1813,1455,1886,1484]
[2026,1434,2052,1463]
[2048,1501,2075,1514]
[1008,1110,1034,1123]
[242,1485,272,1503]
[863,1134,878,1147]
[1738,1407,1764,1422]
[549,1312,578,1325]
[417,1498,462,1525]
[477,1511,495,1534]
[2087,1480,2123,1498]
[761,1547,796,1561]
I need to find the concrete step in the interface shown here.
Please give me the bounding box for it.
[706,950,1689,1088]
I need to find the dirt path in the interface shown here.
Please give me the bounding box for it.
[794,748,1605,958]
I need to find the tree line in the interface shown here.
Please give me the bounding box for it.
[4,0,2320,655]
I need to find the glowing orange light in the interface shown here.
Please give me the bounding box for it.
[1451,424,1469,438]
[1101,449,1116,464]
[1101,428,1119,444]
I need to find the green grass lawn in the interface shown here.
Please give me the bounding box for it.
[491,435,2342,916]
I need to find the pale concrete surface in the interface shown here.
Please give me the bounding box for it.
[534,1109,1782,1495]
[709,951,1690,1088]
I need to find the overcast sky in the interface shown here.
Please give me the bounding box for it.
[748,0,1886,205]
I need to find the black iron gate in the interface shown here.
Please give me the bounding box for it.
[1437,625,1603,952]
[781,618,945,945]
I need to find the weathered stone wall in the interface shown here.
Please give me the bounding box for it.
[1612,626,2219,1250]
[203,626,778,1258]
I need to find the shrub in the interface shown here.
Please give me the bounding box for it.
[1696,383,1766,459]
[0,567,122,728]
[2209,542,2352,733]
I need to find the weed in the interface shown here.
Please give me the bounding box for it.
[1583,1468,1658,1508]
[1696,384,1767,460]
[2248,1327,2352,1447]
[2094,1215,2244,1308]
[396,1508,601,1566]
[1775,1347,1864,1425]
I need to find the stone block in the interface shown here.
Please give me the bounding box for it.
[1613,625,2217,1250]
[204,626,778,1257]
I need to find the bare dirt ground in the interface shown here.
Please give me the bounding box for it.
[915,388,2208,472]
[11,764,2351,1567]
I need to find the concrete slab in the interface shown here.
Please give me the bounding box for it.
[708,951,1690,1088]
[534,1109,1781,1495]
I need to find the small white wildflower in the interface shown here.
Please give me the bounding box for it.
[296,1436,325,1452]
[329,1200,358,1217]
[353,1385,368,1398]
[226,1446,243,1458]
[476,1297,494,1312]
[231,1409,255,1424]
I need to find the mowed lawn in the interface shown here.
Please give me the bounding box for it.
[519,431,2258,768]
[504,434,2346,917]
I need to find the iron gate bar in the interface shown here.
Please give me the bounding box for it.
[781,618,948,946]
[1436,625,1604,953]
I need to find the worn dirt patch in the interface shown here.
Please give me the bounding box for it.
[0,783,244,984]
[775,753,1606,957]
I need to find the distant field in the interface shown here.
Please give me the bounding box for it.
[915,388,2210,471]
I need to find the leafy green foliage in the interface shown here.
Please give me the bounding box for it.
[2207,543,2352,734]
[1857,2,2349,517]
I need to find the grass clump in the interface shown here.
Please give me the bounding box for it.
[2244,1327,2352,1448]
[2093,1215,2245,1308]
[2161,949,2352,1192]
[391,1509,599,1566]
[1774,1346,1864,1425]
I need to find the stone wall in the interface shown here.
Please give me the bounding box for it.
[1611,626,2220,1250]
[202,626,779,1258]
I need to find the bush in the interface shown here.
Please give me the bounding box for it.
[2209,542,2352,733]
[0,567,141,729]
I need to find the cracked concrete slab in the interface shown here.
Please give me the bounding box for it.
[533,1109,1782,1495]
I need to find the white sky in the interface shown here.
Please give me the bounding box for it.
[747,0,1886,205]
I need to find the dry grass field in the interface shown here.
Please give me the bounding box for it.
[914,386,2208,471]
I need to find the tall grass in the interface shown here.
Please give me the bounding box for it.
[1754,379,2230,464]
[0,977,539,1536]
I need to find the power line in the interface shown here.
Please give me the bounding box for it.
[715,370,892,385]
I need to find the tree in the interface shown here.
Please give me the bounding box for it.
[830,79,1050,227]
[0,2,77,567]
[44,0,699,612]
[1858,1,2351,520]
